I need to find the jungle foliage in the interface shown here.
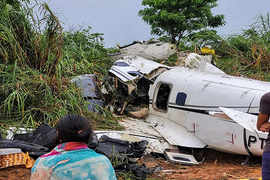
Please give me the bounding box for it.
[0,1,119,132]
[1,0,270,136]
[212,13,270,81]
[175,13,270,81]
[138,0,225,45]
[1,1,270,179]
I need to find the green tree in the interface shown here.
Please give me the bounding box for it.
[0,0,29,10]
[138,0,226,44]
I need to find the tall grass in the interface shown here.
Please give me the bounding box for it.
[60,27,114,77]
[0,2,121,133]
[213,13,270,80]
[177,13,270,81]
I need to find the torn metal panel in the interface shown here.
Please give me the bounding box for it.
[109,40,176,60]
[70,74,102,99]
[86,99,105,113]
[145,67,169,80]
[118,118,162,137]
[95,117,177,154]
[105,56,169,114]
[95,130,176,154]
[164,149,199,165]
[178,53,212,68]
[178,52,225,74]
[109,61,140,82]
[145,115,207,148]
[70,74,105,113]
[108,118,200,165]
[198,60,225,74]
[119,56,169,75]
[109,56,170,82]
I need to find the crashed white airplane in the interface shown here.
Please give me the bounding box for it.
[108,55,269,161]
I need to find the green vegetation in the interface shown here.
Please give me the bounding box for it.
[0,1,120,133]
[0,0,270,140]
[172,12,270,81]
[213,13,270,81]
[138,0,225,45]
[0,1,270,179]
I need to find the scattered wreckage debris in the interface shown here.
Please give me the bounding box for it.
[0,45,267,179]
[1,120,203,178]
[0,123,159,178]
[109,39,176,60]
[96,118,177,154]
[104,50,217,118]
[8,50,264,165]
[163,149,199,165]
[103,51,270,160]
[102,55,170,117]
[0,151,262,180]
[70,74,105,113]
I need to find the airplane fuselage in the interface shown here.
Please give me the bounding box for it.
[147,67,269,156]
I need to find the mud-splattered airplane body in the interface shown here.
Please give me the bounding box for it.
[109,55,269,158]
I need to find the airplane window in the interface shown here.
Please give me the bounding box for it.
[115,61,129,66]
[128,71,141,76]
[176,92,187,106]
[156,83,171,111]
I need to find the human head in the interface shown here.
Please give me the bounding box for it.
[55,114,94,144]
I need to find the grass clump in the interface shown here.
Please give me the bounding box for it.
[176,13,270,81]
[213,13,270,79]
[0,1,121,133]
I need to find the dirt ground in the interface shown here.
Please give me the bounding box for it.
[0,149,262,180]
[142,149,262,180]
[0,166,31,180]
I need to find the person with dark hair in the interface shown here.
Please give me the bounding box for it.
[30,114,117,180]
[257,92,270,179]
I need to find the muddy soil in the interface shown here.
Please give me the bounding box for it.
[0,166,31,180]
[0,149,262,180]
[142,149,262,180]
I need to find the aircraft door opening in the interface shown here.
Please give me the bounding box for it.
[154,83,171,112]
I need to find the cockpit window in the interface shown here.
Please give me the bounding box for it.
[128,71,141,76]
[155,83,171,111]
[115,61,129,66]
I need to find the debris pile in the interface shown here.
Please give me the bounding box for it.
[103,55,170,117]
[0,123,155,178]
[1,40,264,179]
[109,39,176,60]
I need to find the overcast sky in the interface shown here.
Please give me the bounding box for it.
[46,0,270,48]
